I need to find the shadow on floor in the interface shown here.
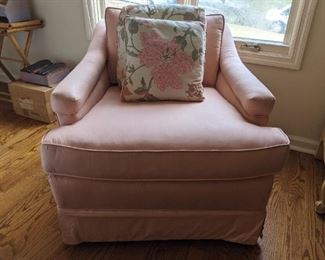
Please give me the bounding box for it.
[56,239,262,260]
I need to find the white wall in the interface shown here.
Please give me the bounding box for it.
[3,0,325,153]
[29,0,89,65]
[1,0,88,72]
[247,0,325,153]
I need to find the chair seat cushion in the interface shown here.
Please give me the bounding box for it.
[42,87,289,180]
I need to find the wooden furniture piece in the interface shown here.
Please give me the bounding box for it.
[0,19,43,81]
[0,19,43,105]
[315,127,325,214]
[8,80,55,123]
[0,80,10,103]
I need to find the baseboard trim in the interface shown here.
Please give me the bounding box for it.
[288,134,319,155]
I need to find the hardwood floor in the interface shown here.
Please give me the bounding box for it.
[0,103,324,260]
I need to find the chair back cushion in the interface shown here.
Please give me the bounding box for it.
[105,7,224,87]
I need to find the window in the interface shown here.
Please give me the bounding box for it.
[83,0,318,69]
[199,0,292,43]
[197,0,318,69]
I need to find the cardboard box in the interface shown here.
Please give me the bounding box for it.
[9,81,56,123]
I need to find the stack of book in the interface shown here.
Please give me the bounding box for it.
[20,59,70,87]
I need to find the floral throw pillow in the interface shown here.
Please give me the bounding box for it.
[117,4,205,85]
[121,17,205,102]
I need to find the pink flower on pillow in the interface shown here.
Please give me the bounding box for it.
[138,31,193,91]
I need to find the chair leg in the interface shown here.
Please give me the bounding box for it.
[315,180,325,214]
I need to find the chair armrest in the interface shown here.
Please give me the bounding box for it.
[218,25,275,124]
[54,67,109,125]
[51,21,107,120]
[216,73,269,126]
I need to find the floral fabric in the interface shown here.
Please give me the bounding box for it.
[117,4,205,85]
[121,16,205,101]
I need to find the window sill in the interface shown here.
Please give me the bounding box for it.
[235,40,299,70]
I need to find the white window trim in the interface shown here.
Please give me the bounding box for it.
[83,0,318,70]
[83,0,105,40]
[236,0,318,70]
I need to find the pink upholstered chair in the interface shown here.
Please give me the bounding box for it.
[41,8,290,245]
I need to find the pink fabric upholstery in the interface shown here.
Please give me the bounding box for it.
[218,26,275,125]
[203,14,224,87]
[54,69,109,125]
[51,21,109,125]
[105,8,224,87]
[105,7,120,84]
[48,173,274,211]
[41,10,290,246]
[42,88,288,245]
[217,73,269,126]
[50,175,273,245]
[42,87,289,180]
[57,208,268,245]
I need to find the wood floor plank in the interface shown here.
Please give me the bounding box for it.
[0,177,62,259]
[0,108,324,259]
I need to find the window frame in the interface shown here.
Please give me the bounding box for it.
[84,0,318,70]
[233,0,318,70]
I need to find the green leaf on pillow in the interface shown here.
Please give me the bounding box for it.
[184,12,196,21]
[175,35,184,43]
[175,36,187,50]
[181,39,187,50]
[192,49,199,61]
[125,33,129,46]
[127,50,138,57]
[128,64,135,73]
[128,19,139,34]
[134,87,147,95]
[143,6,156,17]
[161,8,169,19]
[120,28,125,41]
[190,30,198,38]
[141,77,147,88]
